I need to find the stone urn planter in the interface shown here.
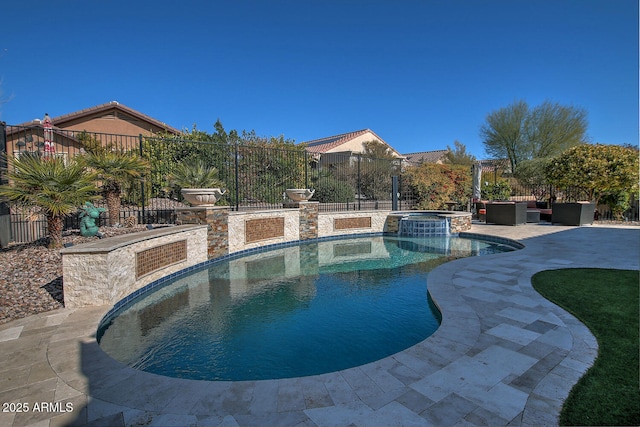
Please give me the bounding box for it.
[551,202,596,226]
[181,188,226,207]
[285,188,315,202]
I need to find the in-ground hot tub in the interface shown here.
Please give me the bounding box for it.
[387,211,472,236]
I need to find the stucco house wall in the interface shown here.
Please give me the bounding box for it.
[5,101,180,159]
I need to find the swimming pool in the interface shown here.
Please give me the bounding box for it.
[97,234,517,381]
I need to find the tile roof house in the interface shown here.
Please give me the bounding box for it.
[5,101,180,160]
[302,129,405,160]
[478,158,511,174]
[402,150,448,166]
[13,101,180,135]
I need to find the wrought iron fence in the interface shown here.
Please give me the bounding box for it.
[2,125,416,243]
[4,123,634,245]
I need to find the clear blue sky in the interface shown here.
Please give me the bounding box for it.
[1,0,637,158]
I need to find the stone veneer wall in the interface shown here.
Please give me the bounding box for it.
[177,206,391,258]
[450,213,472,233]
[298,202,319,240]
[317,211,390,237]
[385,215,400,234]
[227,209,300,253]
[175,207,229,259]
[61,225,208,308]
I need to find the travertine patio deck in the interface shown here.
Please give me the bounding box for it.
[0,223,638,426]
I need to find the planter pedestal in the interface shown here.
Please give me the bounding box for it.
[175,206,229,259]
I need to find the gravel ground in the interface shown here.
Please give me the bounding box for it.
[0,220,638,326]
[0,225,149,325]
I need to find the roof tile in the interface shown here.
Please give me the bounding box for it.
[403,150,448,164]
[10,101,180,134]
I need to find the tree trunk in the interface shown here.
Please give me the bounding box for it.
[105,190,121,226]
[47,214,64,249]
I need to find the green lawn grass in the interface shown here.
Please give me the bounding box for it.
[531,268,639,426]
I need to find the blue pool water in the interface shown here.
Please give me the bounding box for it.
[97,235,517,381]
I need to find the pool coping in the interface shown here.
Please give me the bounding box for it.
[1,223,638,426]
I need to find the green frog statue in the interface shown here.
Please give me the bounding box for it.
[79,202,105,237]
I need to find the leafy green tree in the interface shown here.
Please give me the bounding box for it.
[77,131,116,154]
[443,140,476,167]
[235,132,307,204]
[0,154,98,248]
[361,140,396,159]
[312,170,355,203]
[514,157,553,201]
[481,100,588,173]
[82,151,150,226]
[525,101,589,158]
[481,180,512,201]
[145,121,306,206]
[143,120,234,200]
[600,191,631,220]
[544,144,639,214]
[168,159,224,190]
[405,163,471,209]
[480,100,529,173]
[358,141,400,200]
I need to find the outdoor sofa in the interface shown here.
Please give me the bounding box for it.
[485,202,527,226]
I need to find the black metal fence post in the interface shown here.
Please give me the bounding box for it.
[0,122,10,248]
[234,140,240,211]
[357,154,362,210]
[139,134,146,223]
[392,176,399,211]
[304,151,308,189]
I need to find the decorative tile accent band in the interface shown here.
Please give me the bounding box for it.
[245,217,285,243]
[334,217,372,230]
[136,240,187,279]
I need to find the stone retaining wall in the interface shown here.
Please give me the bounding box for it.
[63,207,473,308]
[177,208,471,257]
[61,225,208,308]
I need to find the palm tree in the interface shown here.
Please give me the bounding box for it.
[0,154,98,248]
[168,159,225,190]
[82,151,150,226]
